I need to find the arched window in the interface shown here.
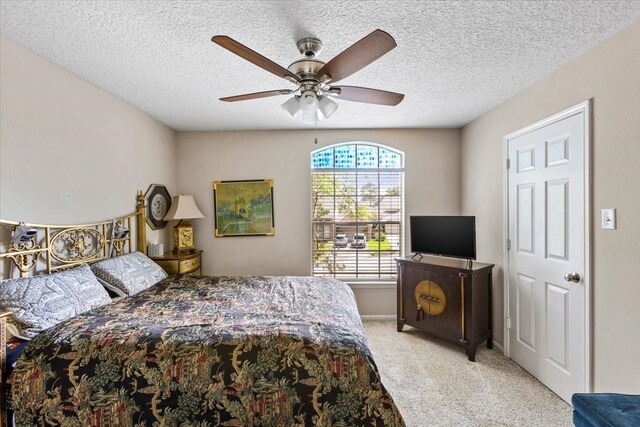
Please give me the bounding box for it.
[311,143,404,281]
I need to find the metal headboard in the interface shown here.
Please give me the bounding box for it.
[0,192,147,279]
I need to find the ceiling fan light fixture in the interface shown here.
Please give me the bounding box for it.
[318,96,338,118]
[281,96,301,118]
[299,90,319,114]
[302,111,319,125]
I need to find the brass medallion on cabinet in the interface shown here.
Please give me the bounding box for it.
[396,256,494,362]
[150,250,202,276]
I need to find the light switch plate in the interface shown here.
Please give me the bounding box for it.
[601,208,616,230]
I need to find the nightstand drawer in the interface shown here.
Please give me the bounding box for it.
[187,267,202,276]
[180,256,200,273]
[150,250,203,276]
[154,260,179,275]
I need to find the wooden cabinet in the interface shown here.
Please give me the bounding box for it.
[150,250,202,275]
[396,256,494,361]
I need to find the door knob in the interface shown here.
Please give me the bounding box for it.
[564,272,581,283]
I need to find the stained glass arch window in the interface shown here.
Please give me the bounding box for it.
[311,143,404,281]
[311,143,403,170]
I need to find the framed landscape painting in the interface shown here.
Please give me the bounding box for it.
[213,179,275,237]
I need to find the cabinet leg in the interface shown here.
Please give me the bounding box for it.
[466,346,477,362]
[487,331,493,349]
[397,318,405,332]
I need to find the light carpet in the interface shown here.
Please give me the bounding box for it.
[362,321,572,427]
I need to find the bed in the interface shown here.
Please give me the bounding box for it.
[0,193,404,426]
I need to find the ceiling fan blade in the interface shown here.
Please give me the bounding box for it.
[316,29,397,84]
[212,35,300,82]
[220,89,294,102]
[330,86,404,106]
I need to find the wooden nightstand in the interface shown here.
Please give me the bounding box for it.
[150,250,202,275]
[1,311,11,427]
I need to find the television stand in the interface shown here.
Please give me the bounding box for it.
[396,256,494,361]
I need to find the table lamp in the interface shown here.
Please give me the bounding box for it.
[163,195,204,253]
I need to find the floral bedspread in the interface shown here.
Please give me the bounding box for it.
[12,275,404,426]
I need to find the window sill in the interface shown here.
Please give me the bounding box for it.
[345,281,396,289]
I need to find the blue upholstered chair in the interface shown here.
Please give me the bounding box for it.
[572,393,640,426]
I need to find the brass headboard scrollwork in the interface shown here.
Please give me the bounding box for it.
[0,192,147,279]
[0,193,148,426]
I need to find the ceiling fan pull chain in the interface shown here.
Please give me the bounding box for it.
[314,113,318,144]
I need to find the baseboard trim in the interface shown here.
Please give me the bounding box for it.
[360,315,396,321]
[492,340,505,354]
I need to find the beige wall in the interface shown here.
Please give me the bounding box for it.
[0,37,177,254]
[461,22,640,392]
[177,128,461,315]
[7,16,636,393]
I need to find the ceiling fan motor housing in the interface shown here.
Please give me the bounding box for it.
[297,37,322,58]
[287,58,325,81]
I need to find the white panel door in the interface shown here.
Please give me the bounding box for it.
[506,105,588,403]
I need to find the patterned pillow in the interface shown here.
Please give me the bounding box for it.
[90,251,167,297]
[0,264,111,340]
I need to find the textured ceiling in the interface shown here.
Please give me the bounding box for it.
[1,1,639,131]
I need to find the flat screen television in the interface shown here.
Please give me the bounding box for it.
[410,216,476,260]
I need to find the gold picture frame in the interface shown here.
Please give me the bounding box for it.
[213,179,274,237]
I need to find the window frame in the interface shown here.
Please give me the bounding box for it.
[310,142,405,283]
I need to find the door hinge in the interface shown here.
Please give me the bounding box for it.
[506,318,512,329]
[507,239,511,251]
[506,158,511,169]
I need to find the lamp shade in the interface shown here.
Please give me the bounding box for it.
[303,111,318,125]
[163,195,204,221]
[299,90,318,114]
[318,96,338,118]
[281,96,301,118]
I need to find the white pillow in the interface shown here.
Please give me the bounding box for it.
[0,264,111,339]
[90,251,167,297]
